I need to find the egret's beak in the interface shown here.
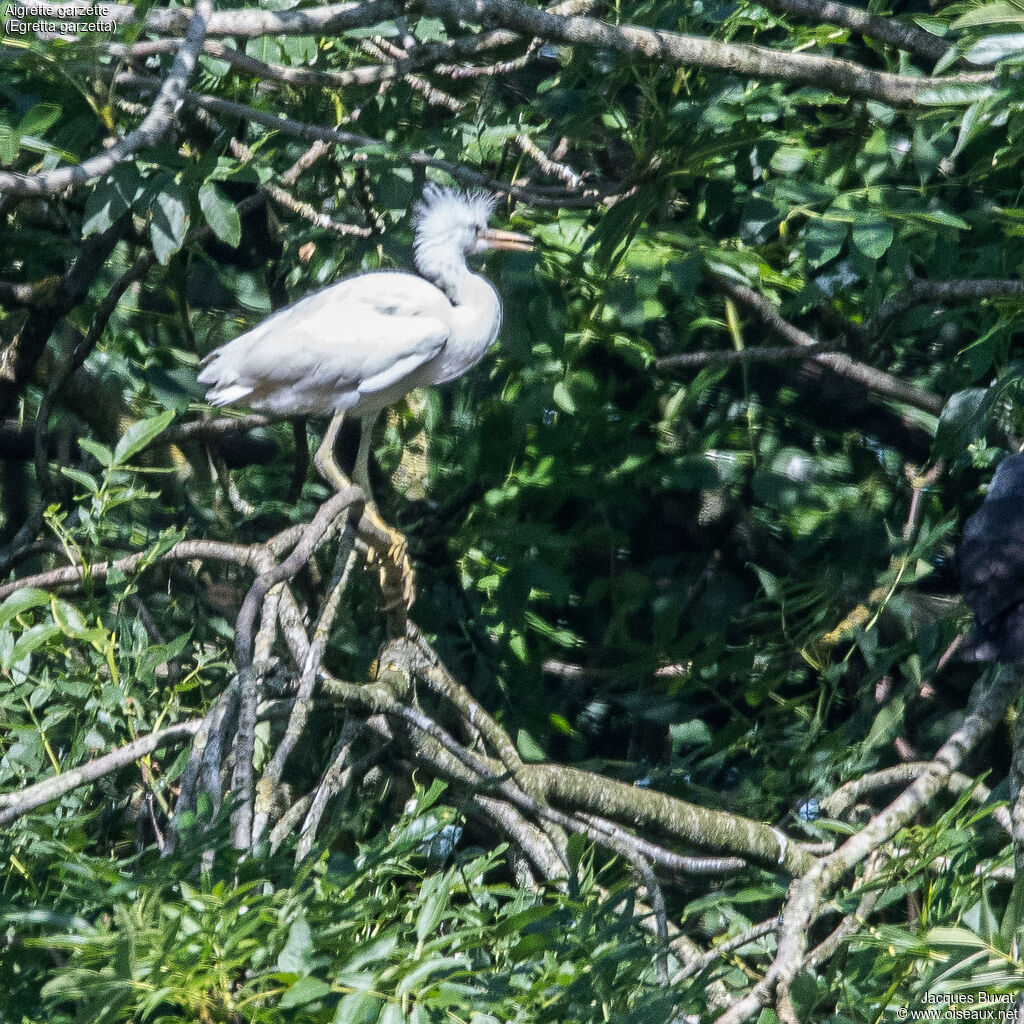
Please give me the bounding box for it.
[479,227,534,252]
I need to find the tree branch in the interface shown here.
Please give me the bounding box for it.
[764,0,949,63]
[0,218,129,421]
[867,277,1024,336]
[422,0,992,107]
[715,276,945,416]
[0,2,212,197]
[12,0,395,39]
[0,721,201,826]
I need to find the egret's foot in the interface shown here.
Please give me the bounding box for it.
[363,504,416,612]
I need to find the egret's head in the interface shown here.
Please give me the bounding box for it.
[413,184,532,276]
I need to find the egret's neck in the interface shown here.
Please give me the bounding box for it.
[414,242,477,306]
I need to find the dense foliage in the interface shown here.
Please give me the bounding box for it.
[3,0,1024,1019]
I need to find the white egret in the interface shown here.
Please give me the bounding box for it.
[198,183,533,600]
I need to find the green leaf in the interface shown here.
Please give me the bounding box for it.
[915,83,997,105]
[0,588,50,629]
[953,2,1024,29]
[415,875,450,943]
[333,992,381,1024]
[17,103,61,137]
[925,926,991,948]
[516,729,545,762]
[60,467,99,494]
[670,719,713,747]
[278,915,313,973]
[280,976,331,1008]
[934,388,989,461]
[11,622,61,662]
[83,179,130,237]
[861,696,905,754]
[964,33,1024,64]
[113,410,175,464]
[553,380,576,413]
[803,217,846,267]
[78,438,114,468]
[198,182,242,248]
[0,120,17,165]
[395,955,465,995]
[149,180,189,264]
[851,216,893,259]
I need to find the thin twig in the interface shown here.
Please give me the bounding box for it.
[714,276,945,416]
[0,721,201,826]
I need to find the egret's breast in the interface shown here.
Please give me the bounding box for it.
[430,278,503,385]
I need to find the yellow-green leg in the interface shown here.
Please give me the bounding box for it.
[312,411,350,492]
[314,411,415,610]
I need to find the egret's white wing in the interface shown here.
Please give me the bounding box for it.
[199,272,453,415]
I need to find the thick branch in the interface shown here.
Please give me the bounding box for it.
[656,344,839,371]
[12,1,395,39]
[423,0,991,107]
[0,537,264,600]
[825,669,1019,880]
[233,488,360,669]
[867,277,1024,336]
[533,762,814,874]
[764,0,949,63]
[0,219,128,420]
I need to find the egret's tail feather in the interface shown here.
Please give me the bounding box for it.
[204,384,253,406]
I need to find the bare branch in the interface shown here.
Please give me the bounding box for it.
[515,134,582,188]
[764,0,949,63]
[0,721,201,826]
[362,38,465,111]
[0,537,263,601]
[227,138,373,236]
[116,73,602,207]
[250,531,360,847]
[13,1,396,39]
[827,669,1019,879]
[234,488,360,669]
[822,760,1013,835]
[423,0,992,108]
[672,917,781,984]
[162,414,278,445]
[867,276,1024,336]
[656,344,840,371]
[715,276,945,416]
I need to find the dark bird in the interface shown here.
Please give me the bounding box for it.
[959,453,1024,663]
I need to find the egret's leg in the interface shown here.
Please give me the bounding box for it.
[352,410,415,610]
[353,414,376,499]
[313,412,349,491]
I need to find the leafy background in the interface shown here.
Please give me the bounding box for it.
[2,0,1024,1019]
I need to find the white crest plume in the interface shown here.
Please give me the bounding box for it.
[413,183,498,233]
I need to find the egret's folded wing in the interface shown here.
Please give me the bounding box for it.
[199,274,451,414]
